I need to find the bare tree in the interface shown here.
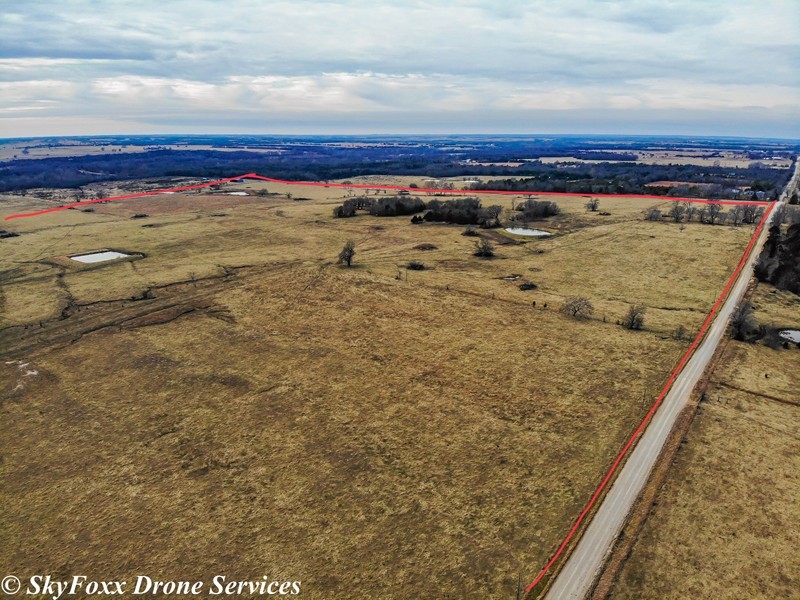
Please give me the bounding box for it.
[473,238,495,258]
[742,204,759,224]
[561,296,594,320]
[668,202,688,222]
[585,198,600,212]
[696,205,708,224]
[646,208,662,221]
[338,240,356,267]
[685,205,698,222]
[730,301,754,341]
[730,205,745,226]
[484,205,503,220]
[622,304,647,330]
[707,202,723,225]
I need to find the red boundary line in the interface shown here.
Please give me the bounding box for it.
[3,172,768,221]
[524,202,774,595]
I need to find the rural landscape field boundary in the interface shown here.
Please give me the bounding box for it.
[2,171,776,597]
[3,172,769,221]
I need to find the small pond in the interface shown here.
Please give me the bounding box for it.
[505,227,552,237]
[778,330,800,343]
[70,251,131,264]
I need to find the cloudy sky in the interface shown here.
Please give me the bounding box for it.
[1,0,798,138]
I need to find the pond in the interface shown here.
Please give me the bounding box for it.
[70,251,131,264]
[778,330,800,343]
[505,227,552,237]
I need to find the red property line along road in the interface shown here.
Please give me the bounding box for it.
[531,200,778,598]
[3,172,769,221]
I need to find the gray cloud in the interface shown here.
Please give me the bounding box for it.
[0,0,798,137]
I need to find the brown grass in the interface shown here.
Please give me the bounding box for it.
[610,282,800,600]
[0,178,763,598]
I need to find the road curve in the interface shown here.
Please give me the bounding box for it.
[543,157,800,600]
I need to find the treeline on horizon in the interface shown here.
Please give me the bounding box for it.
[0,147,792,197]
[470,161,790,199]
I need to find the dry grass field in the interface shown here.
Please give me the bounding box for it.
[0,178,763,598]
[610,284,800,600]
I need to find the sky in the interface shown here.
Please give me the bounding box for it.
[1,0,798,138]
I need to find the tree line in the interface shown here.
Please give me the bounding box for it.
[646,201,765,226]
[469,162,789,200]
[755,208,800,294]
[333,195,505,227]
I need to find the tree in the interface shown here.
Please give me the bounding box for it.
[561,296,594,320]
[484,205,503,220]
[473,238,495,258]
[707,202,723,224]
[730,301,755,341]
[622,304,647,330]
[586,198,599,212]
[646,208,662,221]
[668,202,687,222]
[338,240,356,267]
[729,205,745,227]
[742,204,759,224]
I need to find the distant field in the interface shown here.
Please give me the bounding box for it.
[611,283,800,600]
[537,150,792,169]
[0,141,284,162]
[0,177,762,598]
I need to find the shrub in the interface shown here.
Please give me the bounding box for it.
[337,240,356,267]
[473,238,495,258]
[406,261,426,270]
[730,302,758,341]
[518,281,538,291]
[622,304,647,330]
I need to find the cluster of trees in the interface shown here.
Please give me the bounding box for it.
[423,198,503,227]
[332,195,425,218]
[646,201,765,226]
[514,199,561,220]
[755,212,800,294]
[332,195,502,226]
